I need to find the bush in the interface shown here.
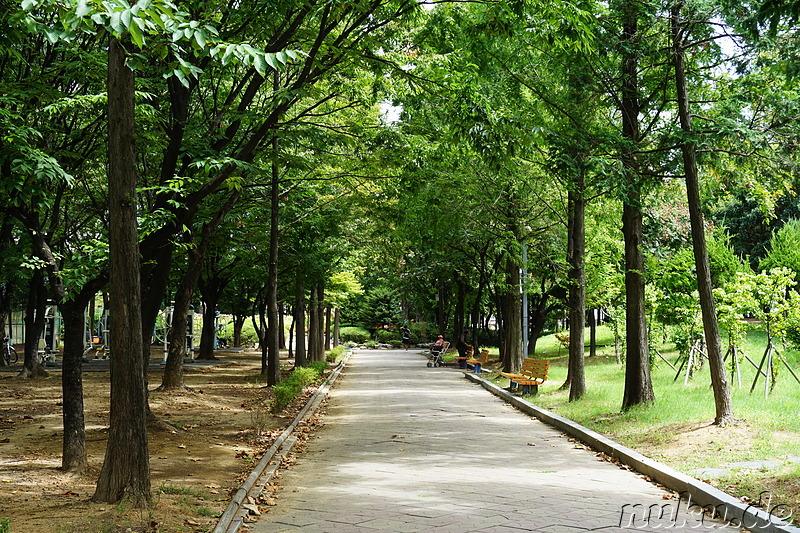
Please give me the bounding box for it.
[223,321,259,348]
[270,362,326,413]
[373,328,397,343]
[326,345,346,363]
[365,339,378,348]
[387,339,403,348]
[339,326,370,343]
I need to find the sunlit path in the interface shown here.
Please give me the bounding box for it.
[249,349,741,532]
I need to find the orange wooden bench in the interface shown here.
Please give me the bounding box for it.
[501,358,549,395]
[466,349,489,373]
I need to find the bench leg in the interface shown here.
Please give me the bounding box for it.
[520,384,539,395]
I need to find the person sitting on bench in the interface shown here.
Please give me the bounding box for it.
[455,332,472,369]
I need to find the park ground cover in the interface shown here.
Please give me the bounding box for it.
[484,325,800,523]
[0,349,321,533]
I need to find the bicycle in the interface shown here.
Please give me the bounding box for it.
[3,336,18,365]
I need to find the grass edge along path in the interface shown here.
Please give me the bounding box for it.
[466,372,800,533]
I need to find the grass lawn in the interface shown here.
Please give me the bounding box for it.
[483,325,800,521]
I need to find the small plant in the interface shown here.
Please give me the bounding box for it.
[250,401,271,436]
[0,517,9,533]
[270,362,326,413]
[364,339,378,348]
[157,483,207,498]
[326,345,346,363]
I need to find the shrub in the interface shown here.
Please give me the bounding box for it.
[326,345,346,363]
[365,339,378,348]
[271,379,302,413]
[387,339,403,348]
[223,321,259,348]
[339,326,370,343]
[373,328,397,343]
[270,362,326,413]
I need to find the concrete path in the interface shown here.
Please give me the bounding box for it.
[250,349,742,532]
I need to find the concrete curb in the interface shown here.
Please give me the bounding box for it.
[213,354,350,533]
[464,372,800,533]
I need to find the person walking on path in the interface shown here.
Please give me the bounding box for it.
[249,349,742,532]
[401,325,411,350]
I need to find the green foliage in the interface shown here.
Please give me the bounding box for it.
[760,219,800,278]
[339,326,370,344]
[223,321,258,348]
[326,345,346,363]
[342,284,403,329]
[270,362,325,413]
[372,328,397,343]
[0,517,8,533]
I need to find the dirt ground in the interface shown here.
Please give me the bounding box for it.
[0,348,301,533]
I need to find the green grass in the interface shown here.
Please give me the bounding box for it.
[157,483,209,499]
[500,326,800,518]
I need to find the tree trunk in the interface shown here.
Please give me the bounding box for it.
[333,308,340,348]
[294,284,307,367]
[267,133,281,385]
[60,299,89,473]
[324,305,331,351]
[21,270,48,378]
[93,35,150,505]
[619,2,654,410]
[502,256,523,373]
[307,286,318,362]
[233,314,245,347]
[567,171,587,401]
[622,197,654,408]
[288,310,295,358]
[589,308,597,357]
[161,253,198,389]
[198,296,217,361]
[279,304,286,350]
[316,284,325,361]
[671,2,733,425]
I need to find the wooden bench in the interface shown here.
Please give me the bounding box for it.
[456,346,473,369]
[466,349,489,373]
[501,358,549,395]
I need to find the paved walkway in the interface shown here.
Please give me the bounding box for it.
[250,349,742,532]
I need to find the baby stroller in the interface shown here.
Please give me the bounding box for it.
[426,341,449,367]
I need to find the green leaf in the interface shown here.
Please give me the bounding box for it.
[265,53,277,70]
[276,50,288,64]
[253,54,266,75]
[194,29,206,48]
[129,19,144,47]
[121,8,132,28]
[109,11,123,33]
[76,0,90,18]
[44,27,61,43]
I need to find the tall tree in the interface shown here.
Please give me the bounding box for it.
[671,0,734,425]
[619,0,655,409]
[93,35,149,505]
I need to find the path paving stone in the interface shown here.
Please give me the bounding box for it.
[249,349,743,532]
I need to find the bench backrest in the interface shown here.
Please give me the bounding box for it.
[520,358,549,379]
[471,349,489,364]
